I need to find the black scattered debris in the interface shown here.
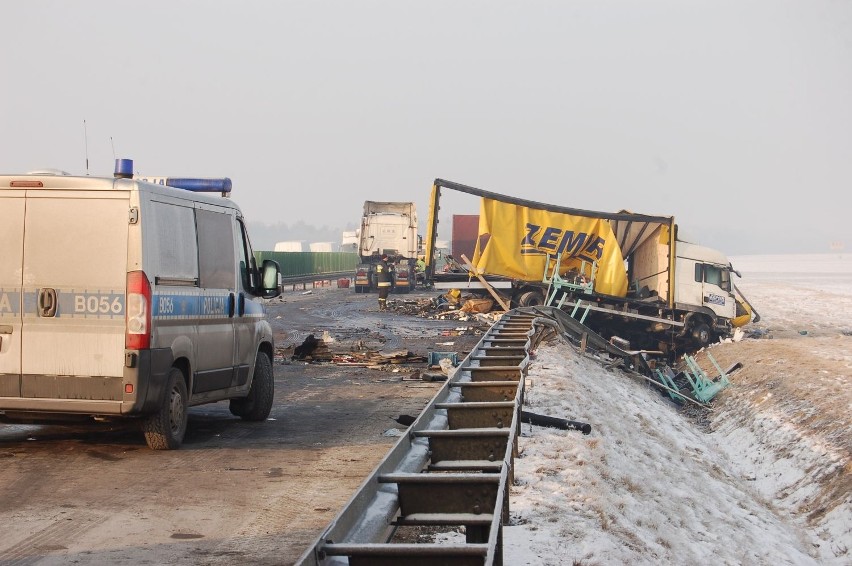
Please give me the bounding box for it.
[391,414,417,427]
[745,328,772,339]
[680,403,714,432]
[292,334,320,360]
[521,411,592,435]
[725,362,744,375]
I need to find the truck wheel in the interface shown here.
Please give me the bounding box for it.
[229,352,274,421]
[142,367,188,450]
[354,285,363,293]
[517,290,545,308]
[692,322,713,347]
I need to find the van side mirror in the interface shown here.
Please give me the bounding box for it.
[260,260,281,298]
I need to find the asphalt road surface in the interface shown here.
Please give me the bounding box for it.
[0,286,484,565]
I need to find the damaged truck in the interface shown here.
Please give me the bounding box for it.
[354,201,419,294]
[423,179,758,353]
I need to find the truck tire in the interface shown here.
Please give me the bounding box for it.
[229,352,274,421]
[691,322,713,348]
[354,285,363,293]
[517,290,545,308]
[142,367,188,450]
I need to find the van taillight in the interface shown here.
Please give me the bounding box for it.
[126,271,152,350]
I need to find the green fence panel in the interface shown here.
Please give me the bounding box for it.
[254,251,359,279]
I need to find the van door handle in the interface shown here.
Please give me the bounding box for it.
[227,293,236,318]
[237,293,245,317]
[38,288,58,317]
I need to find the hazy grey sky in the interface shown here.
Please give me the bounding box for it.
[2,1,850,254]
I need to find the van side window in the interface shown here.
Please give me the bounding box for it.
[237,218,256,292]
[150,201,199,282]
[196,209,236,290]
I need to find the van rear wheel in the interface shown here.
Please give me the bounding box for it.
[142,368,188,450]
[230,352,274,421]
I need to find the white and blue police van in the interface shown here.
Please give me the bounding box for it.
[0,159,281,449]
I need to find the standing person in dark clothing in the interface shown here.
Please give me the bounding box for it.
[376,254,393,310]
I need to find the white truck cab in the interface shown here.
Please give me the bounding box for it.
[0,159,281,449]
[673,241,737,343]
[355,201,419,293]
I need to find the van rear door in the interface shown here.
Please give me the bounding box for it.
[21,190,129,398]
[0,189,25,397]
[192,206,237,393]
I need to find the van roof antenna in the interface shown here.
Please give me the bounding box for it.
[110,136,116,161]
[83,119,90,175]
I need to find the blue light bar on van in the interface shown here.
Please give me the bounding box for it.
[118,158,232,194]
[162,177,233,194]
[133,175,233,195]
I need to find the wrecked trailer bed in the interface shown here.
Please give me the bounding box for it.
[422,178,758,353]
[429,272,513,291]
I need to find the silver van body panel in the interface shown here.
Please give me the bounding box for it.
[0,173,274,419]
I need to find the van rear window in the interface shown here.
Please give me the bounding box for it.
[150,202,199,281]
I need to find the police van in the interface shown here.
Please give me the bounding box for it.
[0,159,281,449]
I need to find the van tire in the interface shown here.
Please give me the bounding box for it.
[230,352,274,421]
[142,368,188,450]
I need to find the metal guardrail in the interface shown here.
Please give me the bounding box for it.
[296,309,549,566]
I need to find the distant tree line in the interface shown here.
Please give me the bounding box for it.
[247,220,358,252]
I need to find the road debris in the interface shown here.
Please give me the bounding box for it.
[385,293,504,330]
[292,334,321,360]
[282,337,427,367]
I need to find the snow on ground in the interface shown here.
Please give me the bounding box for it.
[502,254,851,565]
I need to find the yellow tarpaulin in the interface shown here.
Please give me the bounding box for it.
[472,198,629,297]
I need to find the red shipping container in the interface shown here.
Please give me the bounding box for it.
[452,215,479,261]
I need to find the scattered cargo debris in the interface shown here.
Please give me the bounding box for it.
[650,353,733,404]
[391,414,417,427]
[525,305,733,407]
[329,350,427,367]
[384,294,502,328]
[427,351,458,368]
[420,371,448,382]
[292,334,321,360]
[521,411,592,434]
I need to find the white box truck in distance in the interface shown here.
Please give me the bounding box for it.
[0,159,281,449]
[354,201,419,293]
